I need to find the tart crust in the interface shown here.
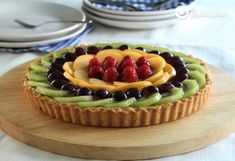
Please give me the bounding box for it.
[24,61,212,127]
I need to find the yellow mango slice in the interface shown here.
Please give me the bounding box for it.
[64,72,89,85]
[63,62,74,75]
[113,81,128,86]
[122,50,142,61]
[89,78,111,85]
[73,54,95,70]
[96,49,123,62]
[146,69,164,82]
[163,64,176,77]
[126,49,148,56]
[148,56,166,72]
[74,69,89,81]
[152,72,171,86]
[113,81,152,92]
[146,54,158,59]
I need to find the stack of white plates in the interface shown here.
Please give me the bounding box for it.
[0,1,87,48]
[82,0,194,29]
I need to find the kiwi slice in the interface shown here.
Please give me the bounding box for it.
[182,79,200,98]
[27,70,47,82]
[30,63,47,73]
[186,64,206,74]
[27,81,50,88]
[41,56,53,67]
[103,97,137,108]
[155,88,184,105]
[188,71,206,88]
[36,87,69,97]
[78,98,114,108]
[171,51,187,57]
[54,96,93,103]
[182,57,200,64]
[133,93,161,107]
[53,48,74,58]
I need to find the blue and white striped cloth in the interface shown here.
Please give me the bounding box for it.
[0,25,93,53]
[90,0,194,11]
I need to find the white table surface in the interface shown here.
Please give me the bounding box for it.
[0,0,235,161]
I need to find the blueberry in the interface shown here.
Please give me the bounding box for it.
[52,58,65,64]
[112,91,127,101]
[74,47,86,56]
[159,83,174,93]
[61,84,78,92]
[176,67,189,74]
[171,73,188,82]
[119,44,129,50]
[167,56,184,65]
[149,50,160,55]
[126,88,142,99]
[77,87,92,96]
[103,45,113,50]
[159,52,173,61]
[142,86,159,96]
[94,89,109,99]
[173,63,186,71]
[50,79,67,89]
[87,46,99,54]
[135,47,146,52]
[49,62,63,71]
[47,72,64,82]
[63,52,77,62]
[46,68,63,77]
[171,81,183,88]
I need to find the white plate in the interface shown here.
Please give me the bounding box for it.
[0,24,87,48]
[0,1,85,42]
[82,4,176,21]
[83,0,176,16]
[84,10,178,29]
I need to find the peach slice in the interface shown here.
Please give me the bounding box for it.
[113,81,152,92]
[74,69,89,81]
[89,78,111,85]
[126,49,148,56]
[64,72,89,85]
[146,54,158,59]
[163,64,176,77]
[152,72,170,86]
[122,50,142,61]
[63,62,74,75]
[146,69,164,82]
[113,81,128,86]
[96,49,123,62]
[73,54,95,70]
[148,55,166,72]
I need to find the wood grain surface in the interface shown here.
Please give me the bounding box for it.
[0,63,235,160]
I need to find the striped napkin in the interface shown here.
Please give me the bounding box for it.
[90,0,194,11]
[0,25,93,53]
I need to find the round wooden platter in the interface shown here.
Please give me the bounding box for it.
[0,63,235,160]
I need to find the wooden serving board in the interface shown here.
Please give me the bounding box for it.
[0,63,235,160]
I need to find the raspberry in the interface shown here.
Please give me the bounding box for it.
[103,67,119,83]
[137,65,153,79]
[121,58,137,69]
[103,56,118,69]
[136,56,150,67]
[88,66,104,79]
[88,58,101,69]
[121,66,138,82]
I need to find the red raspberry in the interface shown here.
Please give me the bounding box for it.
[103,67,119,83]
[121,66,138,82]
[88,66,104,79]
[88,58,101,69]
[121,58,137,69]
[137,65,153,79]
[103,56,118,69]
[136,56,150,67]
[123,55,132,60]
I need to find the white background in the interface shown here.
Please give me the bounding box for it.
[0,0,235,161]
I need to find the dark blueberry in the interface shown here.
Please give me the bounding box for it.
[159,83,174,93]
[119,44,129,50]
[103,45,113,50]
[50,79,67,89]
[167,56,184,65]
[94,89,109,99]
[171,81,183,88]
[52,58,65,64]
[47,72,64,82]
[46,68,62,77]
[176,67,189,74]
[173,63,186,71]
[49,62,63,71]
[61,84,78,92]
[77,87,92,96]
[112,91,127,101]
[63,52,77,62]
[135,47,146,52]
[87,46,99,54]
[171,73,188,82]
[142,86,159,96]
[126,88,142,99]
[149,50,160,55]
[159,52,173,61]
[74,47,86,56]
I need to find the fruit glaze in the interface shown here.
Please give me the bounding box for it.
[24,43,212,127]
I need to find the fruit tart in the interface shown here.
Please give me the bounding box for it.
[24,43,212,127]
